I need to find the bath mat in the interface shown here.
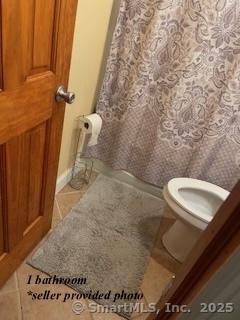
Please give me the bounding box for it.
[28,174,164,318]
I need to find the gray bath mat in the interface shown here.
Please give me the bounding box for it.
[28,174,164,318]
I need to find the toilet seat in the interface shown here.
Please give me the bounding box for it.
[163,186,207,231]
[167,178,229,224]
[163,178,230,262]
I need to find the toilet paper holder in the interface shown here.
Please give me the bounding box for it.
[69,113,102,190]
[69,120,94,190]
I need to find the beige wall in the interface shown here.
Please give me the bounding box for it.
[58,0,114,177]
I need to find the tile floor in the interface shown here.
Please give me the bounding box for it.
[0,172,181,320]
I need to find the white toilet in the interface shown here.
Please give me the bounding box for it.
[162,178,229,263]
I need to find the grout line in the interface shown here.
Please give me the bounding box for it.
[86,299,95,320]
[142,294,148,306]
[14,272,18,291]
[55,197,63,220]
[15,272,23,320]
[142,289,149,307]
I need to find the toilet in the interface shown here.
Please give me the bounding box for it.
[162,178,230,263]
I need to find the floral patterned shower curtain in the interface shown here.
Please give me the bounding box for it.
[85,0,240,191]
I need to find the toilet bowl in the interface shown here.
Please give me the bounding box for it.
[162,178,229,263]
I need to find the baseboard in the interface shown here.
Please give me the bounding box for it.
[56,168,72,193]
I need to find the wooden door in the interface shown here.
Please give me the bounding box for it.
[0,0,78,287]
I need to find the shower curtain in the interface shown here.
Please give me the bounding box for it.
[86,0,240,191]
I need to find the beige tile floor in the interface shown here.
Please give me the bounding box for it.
[0,172,181,320]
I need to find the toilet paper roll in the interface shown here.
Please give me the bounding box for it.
[77,113,102,153]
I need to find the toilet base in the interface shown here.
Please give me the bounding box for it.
[162,220,201,263]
